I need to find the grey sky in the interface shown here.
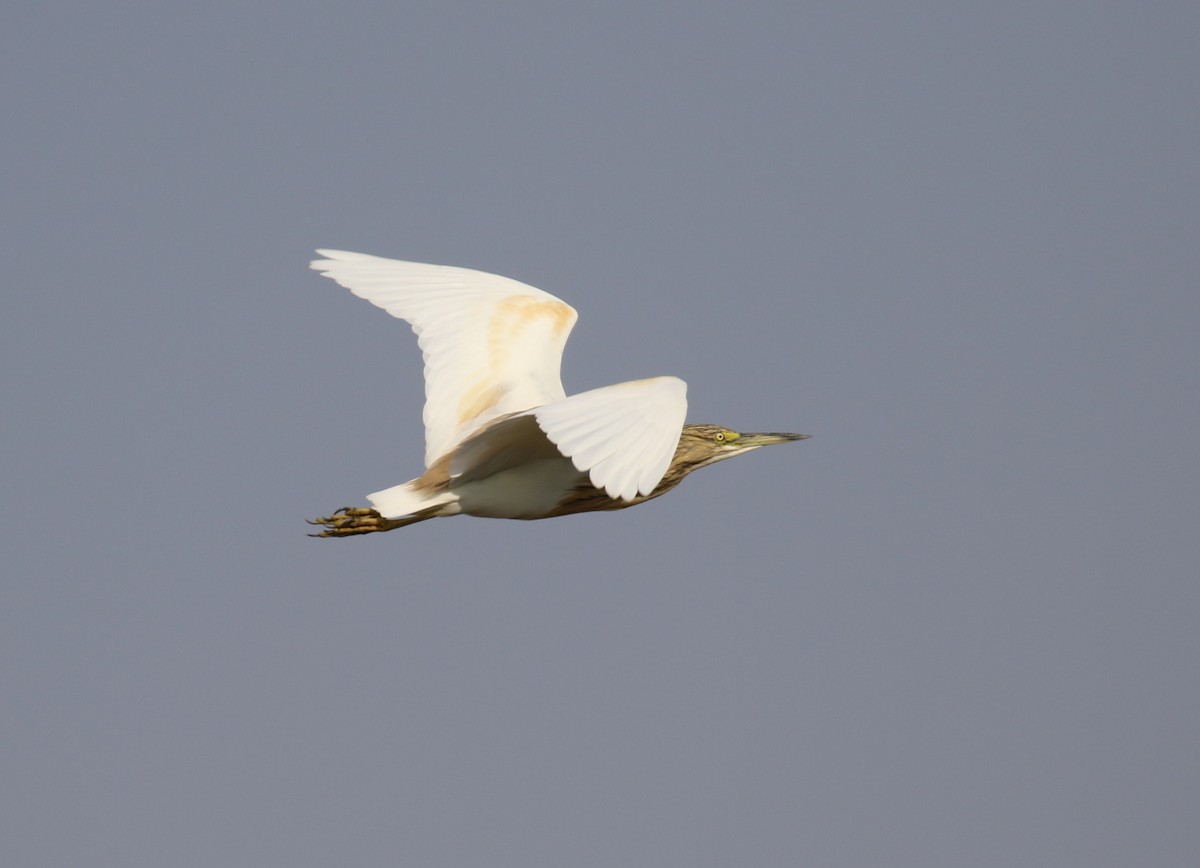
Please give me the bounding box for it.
[3,2,1198,866]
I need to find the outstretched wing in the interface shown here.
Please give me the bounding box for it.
[533,376,688,501]
[311,250,579,467]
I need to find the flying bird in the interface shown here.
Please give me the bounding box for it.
[307,251,809,536]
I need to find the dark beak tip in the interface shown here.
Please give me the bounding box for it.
[752,432,810,443]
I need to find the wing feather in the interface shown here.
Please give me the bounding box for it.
[311,250,578,466]
[533,377,687,501]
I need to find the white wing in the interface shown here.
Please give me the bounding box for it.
[311,250,579,467]
[533,377,688,501]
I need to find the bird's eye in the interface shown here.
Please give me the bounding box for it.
[714,432,726,443]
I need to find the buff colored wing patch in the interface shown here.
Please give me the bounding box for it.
[311,250,578,467]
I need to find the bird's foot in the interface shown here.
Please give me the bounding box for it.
[307,506,397,538]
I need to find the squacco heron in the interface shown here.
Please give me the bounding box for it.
[308,251,809,537]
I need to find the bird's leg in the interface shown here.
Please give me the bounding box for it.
[307,506,430,538]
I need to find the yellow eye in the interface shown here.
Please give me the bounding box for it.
[714,431,726,443]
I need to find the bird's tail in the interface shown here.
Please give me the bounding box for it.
[367,481,457,519]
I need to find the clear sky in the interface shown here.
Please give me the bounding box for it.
[3,3,1198,866]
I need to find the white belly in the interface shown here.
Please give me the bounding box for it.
[450,457,586,519]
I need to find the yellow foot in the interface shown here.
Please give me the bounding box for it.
[307,506,400,538]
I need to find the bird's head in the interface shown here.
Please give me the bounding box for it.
[673,424,810,473]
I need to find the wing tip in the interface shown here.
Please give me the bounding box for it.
[311,249,374,271]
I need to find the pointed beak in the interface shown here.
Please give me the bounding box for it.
[737,432,811,448]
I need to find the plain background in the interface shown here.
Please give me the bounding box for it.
[3,3,1198,866]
